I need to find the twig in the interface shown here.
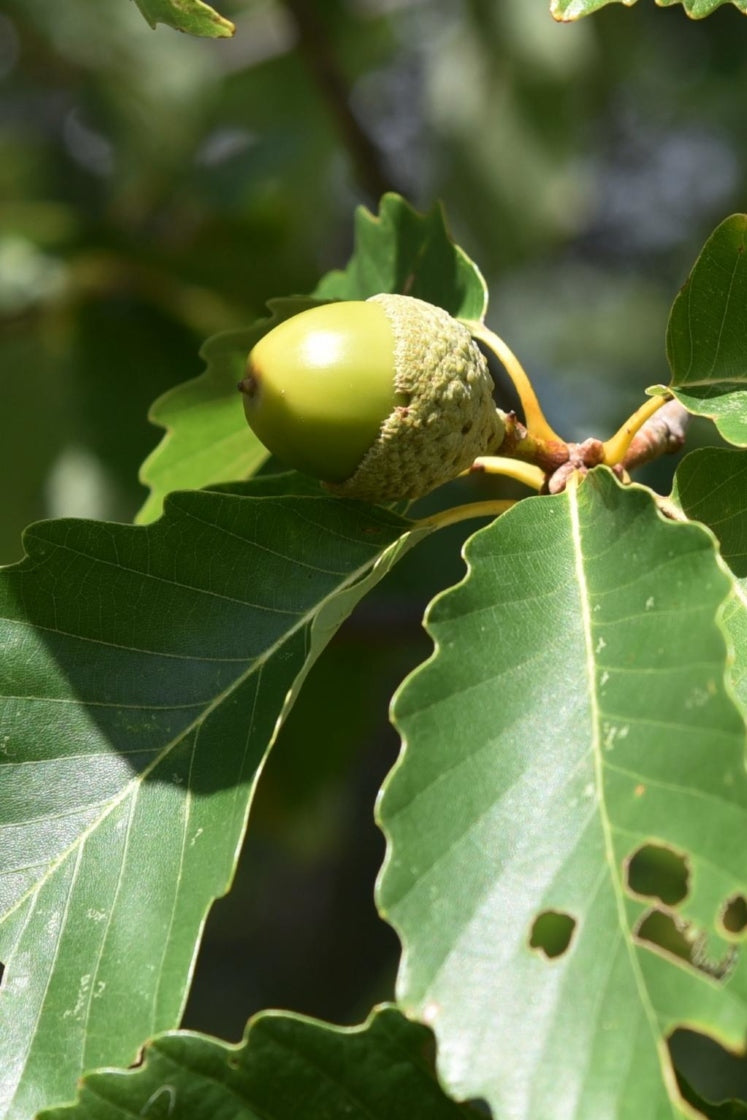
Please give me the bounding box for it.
[621,400,691,473]
[281,0,397,201]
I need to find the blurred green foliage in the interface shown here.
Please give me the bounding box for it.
[2,0,746,1096]
[2,0,746,559]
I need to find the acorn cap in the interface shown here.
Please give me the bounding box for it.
[327,293,504,501]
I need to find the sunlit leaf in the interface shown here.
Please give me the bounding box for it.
[0,478,432,1118]
[551,0,747,19]
[657,0,747,14]
[132,0,234,37]
[39,1005,475,1119]
[378,469,747,1120]
[664,215,747,447]
[315,193,487,322]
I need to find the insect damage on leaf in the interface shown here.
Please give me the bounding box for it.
[625,843,691,907]
[529,911,578,960]
[635,909,738,983]
[720,894,747,937]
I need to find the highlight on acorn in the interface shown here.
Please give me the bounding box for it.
[238,294,506,502]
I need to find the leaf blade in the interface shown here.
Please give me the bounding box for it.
[671,447,747,716]
[314,194,488,321]
[0,484,429,1116]
[378,470,747,1120]
[132,0,235,37]
[665,214,747,447]
[551,0,747,19]
[38,1006,474,1119]
[137,300,322,525]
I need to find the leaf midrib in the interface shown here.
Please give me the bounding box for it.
[567,478,678,1119]
[0,527,413,932]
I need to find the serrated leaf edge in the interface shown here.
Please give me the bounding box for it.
[1,497,418,945]
[376,472,743,1118]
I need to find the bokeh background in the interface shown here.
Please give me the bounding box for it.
[2,0,746,1096]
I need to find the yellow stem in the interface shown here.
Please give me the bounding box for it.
[463,319,563,445]
[418,499,516,533]
[602,395,669,466]
[469,456,545,491]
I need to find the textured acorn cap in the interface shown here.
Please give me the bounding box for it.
[327,293,505,501]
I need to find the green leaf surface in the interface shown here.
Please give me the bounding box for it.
[671,448,747,714]
[132,0,234,36]
[137,298,323,525]
[314,194,488,321]
[664,215,747,447]
[39,1005,474,1119]
[0,479,431,1118]
[378,469,747,1120]
[671,449,747,580]
[551,0,747,19]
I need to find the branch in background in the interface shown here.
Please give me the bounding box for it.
[281,0,398,201]
[622,399,691,474]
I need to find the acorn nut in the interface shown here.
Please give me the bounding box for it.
[238,293,506,502]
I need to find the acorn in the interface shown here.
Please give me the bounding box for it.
[238,293,506,502]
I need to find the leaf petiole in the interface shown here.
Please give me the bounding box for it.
[463,319,563,445]
[469,456,545,491]
[418,499,516,532]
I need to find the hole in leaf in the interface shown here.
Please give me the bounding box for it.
[635,908,738,982]
[635,908,693,964]
[0,961,4,989]
[670,1028,747,1108]
[625,842,690,906]
[529,911,576,959]
[721,894,747,937]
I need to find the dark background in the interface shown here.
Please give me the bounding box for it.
[2,0,745,1100]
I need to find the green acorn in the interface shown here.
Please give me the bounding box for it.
[238,293,506,502]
